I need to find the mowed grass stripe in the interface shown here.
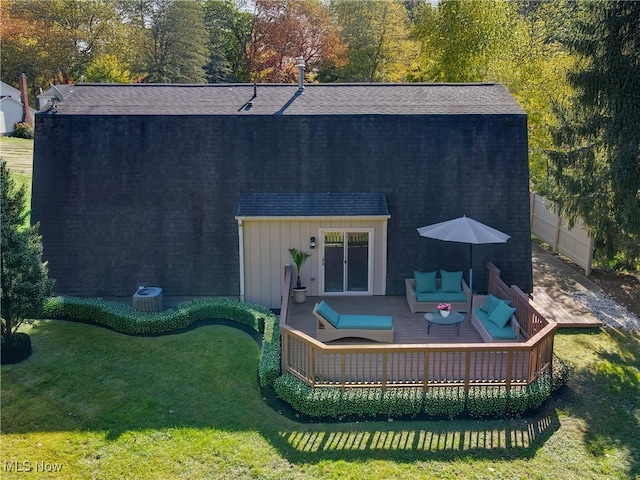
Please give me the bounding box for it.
[0,137,34,175]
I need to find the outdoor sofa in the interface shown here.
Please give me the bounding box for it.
[313,300,394,343]
[405,270,472,313]
[471,294,522,342]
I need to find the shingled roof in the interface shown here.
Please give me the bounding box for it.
[236,193,390,218]
[41,82,525,116]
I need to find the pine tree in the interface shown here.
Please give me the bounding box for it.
[545,1,640,265]
[1,161,54,363]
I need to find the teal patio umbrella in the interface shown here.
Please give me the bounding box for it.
[417,215,511,292]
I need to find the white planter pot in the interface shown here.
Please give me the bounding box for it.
[292,287,307,304]
[440,309,450,318]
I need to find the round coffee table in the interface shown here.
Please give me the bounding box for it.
[424,311,464,335]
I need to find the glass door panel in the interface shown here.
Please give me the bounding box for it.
[347,232,369,292]
[323,232,344,293]
[322,230,371,294]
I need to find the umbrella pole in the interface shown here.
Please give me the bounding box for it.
[469,244,473,293]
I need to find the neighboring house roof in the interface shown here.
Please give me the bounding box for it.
[236,193,390,218]
[0,96,37,114]
[0,81,21,100]
[37,84,76,110]
[41,83,525,116]
[1,80,37,129]
[0,96,37,134]
[0,96,23,107]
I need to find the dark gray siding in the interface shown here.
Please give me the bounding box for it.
[32,112,531,298]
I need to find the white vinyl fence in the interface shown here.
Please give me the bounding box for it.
[530,193,595,275]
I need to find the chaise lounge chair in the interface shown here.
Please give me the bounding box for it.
[313,300,394,343]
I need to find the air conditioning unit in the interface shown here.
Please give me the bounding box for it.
[133,286,163,312]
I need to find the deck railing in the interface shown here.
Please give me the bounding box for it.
[279,263,557,392]
[280,264,293,373]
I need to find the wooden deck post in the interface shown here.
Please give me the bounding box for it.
[423,352,430,392]
[308,344,315,386]
[381,352,388,391]
[505,351,513,392]
[340,352,346,391]
[464,352,471,393]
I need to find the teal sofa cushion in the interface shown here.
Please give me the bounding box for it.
[414,271,437,293]
[473,308,518,340]
[338,314,393,330]
[316,301,340,327]
[416,291,468,303]
[488,301,517,328]
[440,270,463,293]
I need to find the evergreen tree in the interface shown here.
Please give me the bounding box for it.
[545,1,640,265]
[132,0,210,83]
[1,161,54,363]
[203,0,254,82]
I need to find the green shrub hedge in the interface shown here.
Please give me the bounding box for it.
[551,353,570,392]
[42,296,569,420]
[273,353,568,420]
[274,372,554,420]
[43,296,280,388]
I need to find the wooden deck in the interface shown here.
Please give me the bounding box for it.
[288,295,484,345]
[531,288,602,328]
[531,243,603,328]
[281,265,556,390]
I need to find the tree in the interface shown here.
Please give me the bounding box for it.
[544,1,640,265]
[485,0,577,191]
[1,161,54,364]
[250,0,346,83]
[412,0,514,82]
[329,0,416,82]
[141,0,209,83]
[84,54,132,83]
[203,0,254,82]
[1,0,125,90]
[411,0,577,191]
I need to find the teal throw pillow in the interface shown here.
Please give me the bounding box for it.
[414,271,437,293]
[480,294,512,314]
[488,301,517,329]
[316,301,340,327]
[480,294,500,314]
[440,270,463,293]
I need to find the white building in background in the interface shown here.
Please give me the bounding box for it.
[0,80,36,136]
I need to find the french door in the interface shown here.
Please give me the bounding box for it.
[321,229,373,295]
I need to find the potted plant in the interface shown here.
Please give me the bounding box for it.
[437,302,452,318]
[289,247,311,303]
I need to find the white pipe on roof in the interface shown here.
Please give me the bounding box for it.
[296,56,305,92]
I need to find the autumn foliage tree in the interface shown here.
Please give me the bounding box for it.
[1,0,125,91]
[329,0,416,82]
[251,0,346,83]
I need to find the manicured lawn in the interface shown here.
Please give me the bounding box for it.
[0,136,34,175]
[1,136,33,226]
[1,320,638,479]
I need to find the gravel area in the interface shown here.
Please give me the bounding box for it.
[571,290,640,331]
